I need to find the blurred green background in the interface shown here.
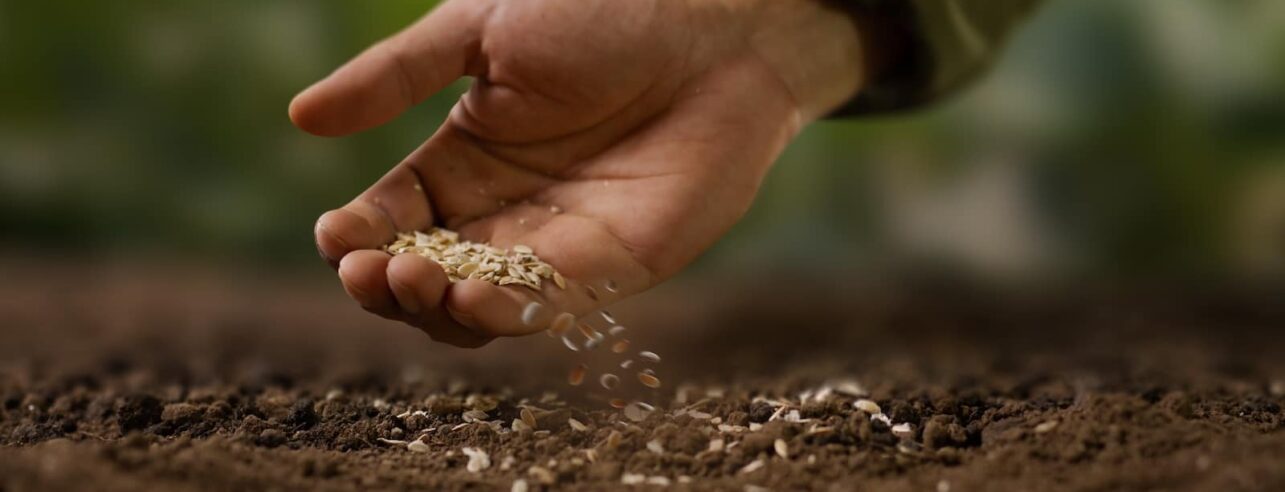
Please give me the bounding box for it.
[1,0,1282,280]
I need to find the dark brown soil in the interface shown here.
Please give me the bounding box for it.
[1,258,1283,491]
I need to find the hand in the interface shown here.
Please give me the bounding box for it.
[290,0,867,346]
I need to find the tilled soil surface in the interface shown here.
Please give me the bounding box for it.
[1,259,1282,491]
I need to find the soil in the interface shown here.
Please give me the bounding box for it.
[1,258,1283,491]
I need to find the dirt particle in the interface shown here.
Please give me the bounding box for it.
[116,395,162,432]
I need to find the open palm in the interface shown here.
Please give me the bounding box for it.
[291,0,863,346]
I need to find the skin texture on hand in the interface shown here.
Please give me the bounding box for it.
[290,0,866,347]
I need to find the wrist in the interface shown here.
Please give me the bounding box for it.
[743,0,868,121]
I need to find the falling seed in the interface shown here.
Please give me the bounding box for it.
[585,285,599,300]
[611,340,630,353]
[568,418,588,432]
[520,408,537,429]
[577,323,599,340]
[637,372,661,389]
[853,399,881,415]
[607,325,626,337]
[584,337,601,350]
[609,399,627,409]
[561,336,580,352]
[620,360,634,369]
[407,440,430,453]
[774,439,790,459]
[568,364,587,386]
[604,280,618,293]
[599,373,620,390]
[521,302,543,327]
[550,312,575,335]
[601,311,616,324]
[623,402,650,422]
[550,205,562,214]
[638,351,661,363]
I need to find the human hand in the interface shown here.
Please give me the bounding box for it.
[290,0,867,346]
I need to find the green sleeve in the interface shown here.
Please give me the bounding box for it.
[832,0,1044,115]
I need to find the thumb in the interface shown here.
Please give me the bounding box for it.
[289,0,487,137]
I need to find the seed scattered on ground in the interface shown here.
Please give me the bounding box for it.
[568,364,587,386]
[407,439,430,453]
[638,372,661,388]
[892,423,913,435]
[463,410,489,422]
[854,399,881,414]
[708,439,725,452]
[646,439,665,455]
[568,418,588,432]
[512,418,531,433]
[528,466,556,485]
[521,303,543,326]
[639,351,661,363]
[739,459,765,474]
[1034,420,1059,433]
[383,228,564,291]
[520,408,536,429]
[462,447,491,472]
[774,438,790,459]
[511,479,529,492]
[621,473,645,485]
[599,373,620,390]
[624,402,651,422]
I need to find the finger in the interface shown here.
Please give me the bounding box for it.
[289,0,487,136]
[413,307,495,348]
[386,253,449,317]
[316,165,433,266]
[337,250,398,316]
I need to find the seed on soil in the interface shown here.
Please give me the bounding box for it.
[605,430,623,449]
[611,340,630,353]
[567,364,587,386]
[739,459,765,474]
[463,410,489,422]
[621,473,645,485]
[520,408,537,429]
[646,439,665,455]
[637,372,661,388]
[1034,420,1059,433]
[527,466,556,485]
[774,439,790,459]
[462,447,491,472]
[407,439,430,453]
[512,418,531,433]
[520,302,542,326]
[892,423,913,435]
[708,438,725,452]
[599,373,620,390]
[382,228,563,291]
[638,351,661,363]
[854,399,881,414]
[511,479,529,492]
[624,402,650,422]
[550,313,575,335]
[568,418,588,432]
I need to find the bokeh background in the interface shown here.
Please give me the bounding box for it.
[2,0,1283,283]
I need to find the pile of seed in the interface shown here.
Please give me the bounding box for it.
[383,228,566,291]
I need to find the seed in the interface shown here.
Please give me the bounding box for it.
[739,459,765,474]
[511,479,529,492]
[620,360,634,369]
[708,439,725,452]
[553,272,566,289]
[380,228,561,292]
[774,439,789,459]
[892,423,913,435]
[607,325,626,336]
[637,372,661,388]
[638,351,661,363]
[549,205,562,214]
[520,408,536,429]
[585,285,599,300]
[550,312,575,335]
[568,364,587,386]
[609,399,627,409]
[853,399,881,415]
[577,323,600,340]
[611,340,630,353]
[646,439,664,455]
[605,430,623,449]
[462,447,491,472]
[513,245,533,255]
[623,402,650,422]
[1034,420,1058,433]
[568,418,588,432]
[604,279,618,293]
[521,302,543,326]
[512,418,531,433]
[561,336,580,352]
[599,373,620,390]
[601,311,616,324]
[407,439,430,453]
